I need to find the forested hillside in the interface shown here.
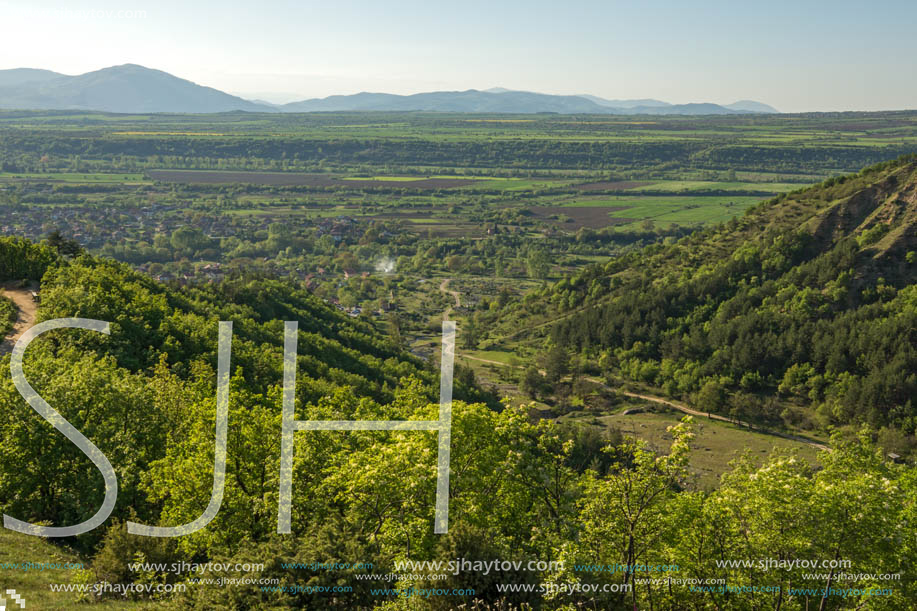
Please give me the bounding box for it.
[539,156,917,432]
[2,153,917,609]
[0,242,475,548]
[1,228,916,609]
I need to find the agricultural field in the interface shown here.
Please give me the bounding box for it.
[1,109,915,455]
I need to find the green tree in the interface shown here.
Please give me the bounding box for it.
[542,345,569,385]
[526,248,550,280]
[566,418,694,608]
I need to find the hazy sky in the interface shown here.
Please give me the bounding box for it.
[1,0,915,112]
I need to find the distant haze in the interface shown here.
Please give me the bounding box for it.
[0,64,779,115]
[0,0,915,112]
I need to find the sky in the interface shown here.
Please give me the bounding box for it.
[0,0,915,112]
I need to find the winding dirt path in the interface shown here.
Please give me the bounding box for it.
[585,379,830,451]
[436,277,828,452]
[439,278,461,321]
[0,284,38,356]
[458,353,829,452]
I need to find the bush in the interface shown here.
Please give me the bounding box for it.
[91,520,180,599]
[0,294,16,338]
[175,520,389,610]
[412,522,541,611]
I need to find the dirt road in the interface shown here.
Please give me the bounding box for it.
[437,277,828,452]
[0,284,38,355]
[584,378,829,451]
[458,353,829,452]
[439,278,461,321]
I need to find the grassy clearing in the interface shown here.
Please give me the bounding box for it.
[562,195,758,208]
[558,194,763,225]
[342,175,427,182]
[461,349,521,365]
[111,131,230,136]
[0,530,156,610]
[627,180,802,193]
[565,408,823,490]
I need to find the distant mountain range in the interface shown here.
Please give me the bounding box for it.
[0,64,779,115]
[0,64,267,113]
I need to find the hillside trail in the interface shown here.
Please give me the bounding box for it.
[461,348,828,451]
[439,278,461,321]
[0,283,38,356]
[441,273,829,452]
[431,278,829,452]
[583,379,830,451]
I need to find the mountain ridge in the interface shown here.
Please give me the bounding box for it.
[0,64,276,113]
[0,64,779,115]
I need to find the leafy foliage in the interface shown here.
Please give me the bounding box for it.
[0,294,16,337]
